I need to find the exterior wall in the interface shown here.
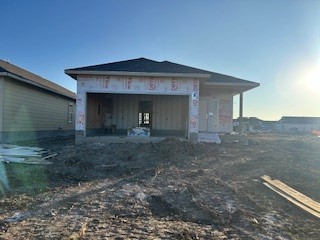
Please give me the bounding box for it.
[76,75,199,140]
[1,77,75,142]
[278,123,320,133]
[0,77,4,134]
[199,92,233,133]
[151,95,188,131]
[218,95,233,132]
[199,97,218,132]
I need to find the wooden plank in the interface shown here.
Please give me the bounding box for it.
[263,182,320,218]
[0,156,26,163]
[262,175,320,213]
[271,179,320,213]
[0,149,40,157]
[24,160,53,165]
[0,156,52,165]
[41,153,58,160]
[1,145,43,151]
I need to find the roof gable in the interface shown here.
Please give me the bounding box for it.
[0,60,75,99]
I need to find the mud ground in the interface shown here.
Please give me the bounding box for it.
[0,133,319,239]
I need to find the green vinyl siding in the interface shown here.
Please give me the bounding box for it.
[3,78,75,132]
[0,77,4,132]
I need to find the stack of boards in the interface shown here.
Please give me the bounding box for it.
[262,175,320,219]
[0,144,56,165]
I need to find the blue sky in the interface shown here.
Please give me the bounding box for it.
[1,0,320,120]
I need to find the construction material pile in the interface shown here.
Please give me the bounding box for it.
[0,144,56,165]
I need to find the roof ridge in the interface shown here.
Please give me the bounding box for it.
[68,57,161,70]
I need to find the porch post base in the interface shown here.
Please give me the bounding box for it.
[189,132,199,142]
[75,130,86,143]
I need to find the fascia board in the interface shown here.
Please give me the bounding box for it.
[65,70,211,79]
[204,81,260,88]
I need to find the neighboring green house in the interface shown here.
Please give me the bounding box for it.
[0,60,76,143]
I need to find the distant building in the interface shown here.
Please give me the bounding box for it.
[0,60,76,143]
[234,116,320,134]
[234,117,265,132]
[260,120,278,132]
[277,116,320,134]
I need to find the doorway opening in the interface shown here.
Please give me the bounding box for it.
[139,101,152,128]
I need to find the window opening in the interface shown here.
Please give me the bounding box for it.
[68,102,73,124]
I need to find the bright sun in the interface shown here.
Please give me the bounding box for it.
[305,66,320,94]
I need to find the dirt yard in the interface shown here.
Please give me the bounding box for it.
[0,133,319,239]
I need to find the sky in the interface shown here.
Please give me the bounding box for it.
[1,0,320,120]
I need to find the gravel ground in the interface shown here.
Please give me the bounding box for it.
[0,133,319,239]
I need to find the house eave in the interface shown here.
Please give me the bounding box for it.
[2,72,76,100]
[204,81,260,91]
[204,81,260,87]
[65,70,211,80]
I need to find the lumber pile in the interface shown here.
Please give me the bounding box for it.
[261,175,320,218]
[0,144,56,165]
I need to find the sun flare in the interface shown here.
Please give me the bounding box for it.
[305,66,320,94]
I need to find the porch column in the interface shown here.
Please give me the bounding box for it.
[239,92,243,133]
[188,88,200,141]
[75,90,87,142]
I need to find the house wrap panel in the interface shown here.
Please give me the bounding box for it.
[199,93,233,132]
[76,75,199,134]
[218,96,233,132]
[3,78,74,132]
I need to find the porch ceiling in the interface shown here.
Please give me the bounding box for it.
[200,81,260,95]
[202,69,259,94]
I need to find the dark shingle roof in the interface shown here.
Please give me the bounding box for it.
[0,60,75,99]
[280,117,320,124]
[67,58,211,75]
[65,57,259,87]
[207,71,258,85]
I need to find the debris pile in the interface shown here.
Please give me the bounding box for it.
[0,144,56,165]
[127,127,151,137]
